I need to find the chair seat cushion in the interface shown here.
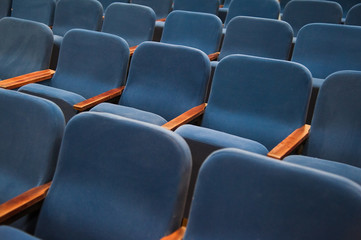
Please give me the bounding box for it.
[313,77,325,89]
[0,226,39,240]
[90,102,168,125]
[53,35,63,47]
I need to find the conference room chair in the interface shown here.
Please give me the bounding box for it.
[0,112,192,240]
[0,0,11,18]
[97,0,129,10]
[161,148,361,240]
[345,3,361,26]
[132,0,173,20]
[0,89,65,232]
[11,0,56,26]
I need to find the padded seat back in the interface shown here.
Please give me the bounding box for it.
[98,0,129,10]
[173,0,220,15]
[132,0,173,19]
[345,3,361,26]
[11,0,56,25]
[0,0,12,18]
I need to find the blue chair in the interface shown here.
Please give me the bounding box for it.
[218,0,231,22]
[0,112,191,240]
[0,0,12,18]
[224,0,280,27]
[345,3,361,26]
[161,148,361,240]
[331,0,360,19]
[11,0,56,26]
[161,10,223,56]
[0,89,65,231]
[132,0,173,19]
[173,0,220,15]
[0,17,53,81]
[90,41,210,127]
[282,0,342,37]
[18,29,130,122]
[97,0,129,10]
[102,3,156,48]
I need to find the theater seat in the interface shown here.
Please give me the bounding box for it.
[345,3,361,26]
[11,0,56,26]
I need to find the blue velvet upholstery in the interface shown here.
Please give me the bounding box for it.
[282,0,342,36]
[11,0,56,26]
[332,0,360,18]
[173,0,220,15]
[0,0,12,18]
[98,0,129,10]
[19,29,130,122]
[161,10,223,55]
[345,3,361,26]
[224,0,280,26]
[91,41,210,124]
[0,226,37,240]
[102,3,156,47]
[218,16,293,61]
[184,148,361,240]
[0,89,65,230]
[27,112,190,239]
[132,0,173,19]
[0,17,53,80]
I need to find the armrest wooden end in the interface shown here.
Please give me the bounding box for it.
[0,182,51,223]
[162,103,207,131]
[267,124,311,160]
[219,4,224,8]
[161,227,186,240]
[73,86,125,112]
[208,52,220,61]
[129,46,138,56]
[157,18,166,22]
[0,69,55,89]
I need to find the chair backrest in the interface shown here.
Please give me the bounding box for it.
[98,0,129,10]
[219,16,293,61]
[345,3,361,26]
[0,89,64,204]
[201,54,312,150]
[304,70,361,167]
[161,10,223,55]
[280,0,291,10]
[102,3,156,47]
[0,17,53,80]
[119,41,210,121]
[52,0,103,37]
[34,112,191,240]
[224,0,280,26]
[282,0,342,36]
[132,0,173,19]
[51,29,129,99]
[331,0,360,17]
[185,148,361,240]
[173,0,219,15]
[0,0,12,18]
[292,23,361,79]
[11,0,56,26]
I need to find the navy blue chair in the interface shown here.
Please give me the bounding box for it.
[0,17,53,81]
[0,0,12,18]
[102,3,155,48]
[330,0,360,19]
[173,0,220,15]
[132,0,173,19]
[0,89,65,231]
[11,0,56,26]
[161,10,223,56]
[97,0,129,10]
[218,0,231,22]
[345,3,361,26]
[0,112,191,240]
[282,0,343,37]
[18,29,130,122]
[161,148,361,240]
[90,41,210,127]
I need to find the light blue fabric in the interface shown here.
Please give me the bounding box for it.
[0,17,53,79]
[102,3,156,47]
[11,0,56,26]
[345,3,361,26]
[173,0,219,15]
[0,0,12,18]
[132,0,173,19]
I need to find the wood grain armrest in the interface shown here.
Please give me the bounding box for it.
[0,182,51,223]
[219,4,224,8]
[161,227,186,240]
[267,124,311,160]
[73,86,125,111]
[162,103,207,131]
[0,69,55,90]
[208,52,220,61]
[157,18,166,22]
[130,45,137,56]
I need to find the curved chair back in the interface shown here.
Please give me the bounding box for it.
[102,3,156,47]
[161,10,223,55]
[98,0,129,10]
[332,0,360,17]
[345,3,361,26]
[34,112,191,240]
[51,29,129,99]
[282,0,342,36]
[185,148,361,239]
[119,41,210,121]
[132,0,173,19]
[304,71,361,167]
[0,0,12,18]
[292,23,361,79]
[224,0,280,26]
[219,16,293,61]
[11,0,56,26]
[0,17,53,80]
[173,0,219,15]
[202,54,312,150]
[52,0,103,37]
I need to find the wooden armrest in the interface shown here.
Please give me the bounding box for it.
[130,45,137,56]
[0,69,55,90]
[161,227,186,240]
[219,4,224,8]
[267,124,311,160]
[157,18,166,22]
[162,103,207,131]
[0,182,51,223]
[208,52,220,61]
[73,86,125,111]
